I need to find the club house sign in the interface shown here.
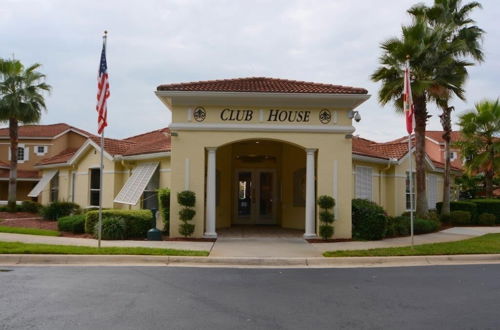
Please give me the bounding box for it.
[193,107,333,124]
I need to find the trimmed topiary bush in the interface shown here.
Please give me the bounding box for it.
[450,210,473,226]
[85,209,151,238]
[41,202,80,220]
[58,215,85,234]
[177,190,196,237]
[95,216,126,240]
[478,213,496,226]
[317,195,335,240]
[20,201,42,213]
[352,199,387,240]
[158,188,170,234]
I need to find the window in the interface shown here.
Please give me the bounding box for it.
[142,168,159,210]
[355,166,373,200]
[449,151,457,161]
[50,173,59,202]
[89,168,101,206]
[406,172,416,211]
[35,146,48,156]
[17,147,25,161]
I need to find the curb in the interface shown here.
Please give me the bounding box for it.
[1,254,500,268]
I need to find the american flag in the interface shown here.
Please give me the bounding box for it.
[96,37,109,134]
[403,59,415,135]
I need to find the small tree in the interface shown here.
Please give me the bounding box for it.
[317,195,335,240]
[177,190,195,237]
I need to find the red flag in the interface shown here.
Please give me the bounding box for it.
[403,60,414,134]
[96,35,109,134]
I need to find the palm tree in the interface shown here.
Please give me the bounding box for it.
[456,99,500,197]
[372,18,469,217]
[409,0,484,215]
[0,59,51,211]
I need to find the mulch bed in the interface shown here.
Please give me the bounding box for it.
[0,212,42,220]
[306,238,353,243]
[0,218,57,231]
[162,236,217,242]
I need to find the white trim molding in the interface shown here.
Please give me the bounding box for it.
[169,122,355,134]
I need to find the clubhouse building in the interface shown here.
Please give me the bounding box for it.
[0,78,462,238]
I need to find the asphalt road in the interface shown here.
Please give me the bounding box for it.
[1,265,499,330]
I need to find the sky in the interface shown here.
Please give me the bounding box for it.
[1,0,498,142]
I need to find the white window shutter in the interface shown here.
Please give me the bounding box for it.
[114,162,159,205]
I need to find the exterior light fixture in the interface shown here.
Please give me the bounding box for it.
[347,110,361,122]
[345,134,353,139]
[170,132,178,137]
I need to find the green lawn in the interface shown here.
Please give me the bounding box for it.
[0,241,209,256]
[0,226,60,236]
[324,234,500,257]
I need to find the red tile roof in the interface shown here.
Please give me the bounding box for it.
[0,160,8,168]
[89,137,136,156]
[123,128,171,156]
[352,136,409,160]
[37,148,79,166]
[157,77,368,94]
[425,131,462,144]
[0,169,39,179]
[0,123,94,139]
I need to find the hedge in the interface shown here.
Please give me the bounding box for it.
[41,202,81,220]
[436,201,477,220]
[386,216,440,237]
[85,209,152,239]
[57,215,85,234]
[469,199,500,224]
[352,199,387,240]
[450,210,473,226]
[96,217,126,240]
[478,213,496,226]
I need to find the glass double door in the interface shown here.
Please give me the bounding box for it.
[235,169,277,225]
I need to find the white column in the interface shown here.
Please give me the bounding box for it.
[204,147,217,238]
[304,148,317,238]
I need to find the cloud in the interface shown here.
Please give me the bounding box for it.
[1,0,498,141]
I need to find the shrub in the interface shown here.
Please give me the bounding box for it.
[450,210,472,226]
[158,188,170,233]
[436,201,477,220]
[85,209,151,238]
[478,213,496,226]
[470,199,500,224]
[440,213,452,223]
[352,199,387,240]
[414,218,440,234]
[57,215,85,234]
[177,191,195,207]
[20,201,42,213]
[179,223,195,237]
[177,190,196,237]
[41,202,80,220]
[317,195,335,210]
[317,195,335,240]
[179,208,196,221]
[95,216,126,240]
[319,225,334,240]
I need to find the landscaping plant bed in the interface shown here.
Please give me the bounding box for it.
[0,212,42,220]
[306,238,353,243]
[0,218,57,231]
[163,236,217,242]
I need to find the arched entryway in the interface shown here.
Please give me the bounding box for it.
[204,138,317,237]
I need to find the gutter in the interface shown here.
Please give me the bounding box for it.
[117,151,171,161]
[352,154,398,165]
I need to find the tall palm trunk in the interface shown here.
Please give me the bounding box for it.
[8,117,18,212]
[485,140,494,197]
[414,95,429,218]
[440,106,453,215]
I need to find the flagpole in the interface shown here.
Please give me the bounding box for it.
[406,56,415,248]
[97,31,107,249]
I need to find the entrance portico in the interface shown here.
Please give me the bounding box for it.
[155,77,369,239]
